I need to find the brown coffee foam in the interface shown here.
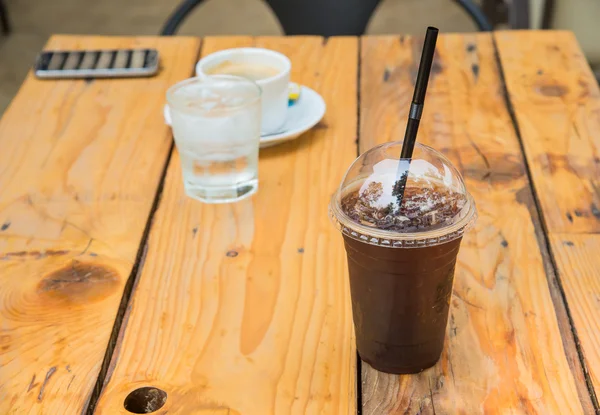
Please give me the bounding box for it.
[205,60,280,81]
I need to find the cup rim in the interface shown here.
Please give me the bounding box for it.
[196,47,291,85]
[166,75,262,115]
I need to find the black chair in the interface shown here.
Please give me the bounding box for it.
[161,0,493,36]
[0,0,10,35]
[482,0,531,29]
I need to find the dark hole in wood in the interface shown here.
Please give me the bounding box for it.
[123,387,167,413]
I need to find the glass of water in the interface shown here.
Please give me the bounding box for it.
[167,76,261,203]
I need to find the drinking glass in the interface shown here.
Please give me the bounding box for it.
[167,76,262,203]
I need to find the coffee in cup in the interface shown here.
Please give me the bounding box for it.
[329,141,477,374]
[205,61,280,82]
[197,48,291,134]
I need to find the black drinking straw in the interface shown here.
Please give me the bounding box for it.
[394,26,439,207]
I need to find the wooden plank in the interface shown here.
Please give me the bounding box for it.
[550,234,600,394]
[494,31,600,234]
[94,36,358,415]
[360,34,585,414]
[0,36,200,413]
[496,30,600,405]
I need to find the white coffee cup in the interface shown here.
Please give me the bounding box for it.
[196,48,291,135]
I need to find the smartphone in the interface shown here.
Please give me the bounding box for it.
[34,49,159,79]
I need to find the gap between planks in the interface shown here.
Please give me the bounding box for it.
[490,33,599,415]
[83,42,204,415]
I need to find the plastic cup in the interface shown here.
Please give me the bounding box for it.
[329,141,477,374]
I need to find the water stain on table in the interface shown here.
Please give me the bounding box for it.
[37,260,120,305]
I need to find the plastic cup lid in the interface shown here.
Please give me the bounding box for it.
[329,141,477,248]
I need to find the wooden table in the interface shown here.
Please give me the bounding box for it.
[0,31,599,414]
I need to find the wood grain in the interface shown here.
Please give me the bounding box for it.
[95,36,358,415]
[360,34,584,414]
[550,234,600,395]
[0,36,200,414]
[496,30,600,405]
[494,31,600,234]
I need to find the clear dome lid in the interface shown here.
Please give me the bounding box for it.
[329,141,477,247]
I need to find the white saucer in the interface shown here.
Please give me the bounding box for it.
[163,85,326,149]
